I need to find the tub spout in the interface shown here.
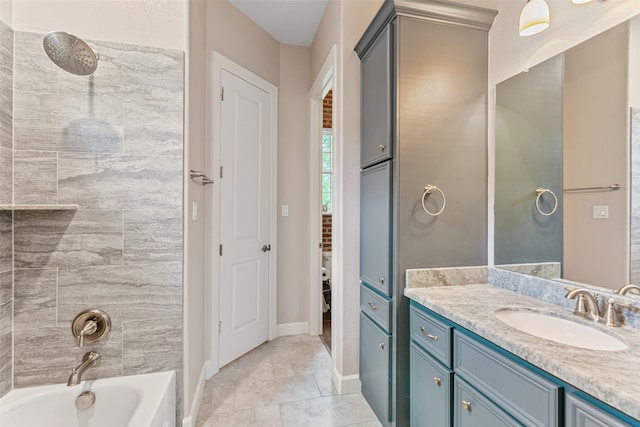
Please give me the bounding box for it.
[67,351,100,386]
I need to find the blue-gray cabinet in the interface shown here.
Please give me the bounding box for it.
[409,341,452,426]
[454,377,521,427]
[360,25,392,169]
[360,312,392,422]
[356,2,497,426]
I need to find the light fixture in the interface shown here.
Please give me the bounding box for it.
[519,0,550,37]
[572,0,593,4]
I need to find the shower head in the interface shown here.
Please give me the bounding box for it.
[43,31,99,76]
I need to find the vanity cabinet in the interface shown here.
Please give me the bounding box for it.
[410,303,560,426]
[356,2,496,425]
[566,393,637,427]
[410,301,640,427]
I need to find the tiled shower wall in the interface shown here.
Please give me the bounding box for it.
[0,28,184,397]
[0,19,13,397]
[632,108,640,283]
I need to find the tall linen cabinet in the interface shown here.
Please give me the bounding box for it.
[355,1,497,426]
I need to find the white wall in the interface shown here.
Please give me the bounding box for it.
[277,43,311,325]
[12,0,187,50]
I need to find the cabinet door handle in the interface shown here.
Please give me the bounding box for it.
[433,377,441,387]
[419,326,438,341]
[378,342,385,349]
[462,401,472,412]
[368,301,380,311]
[378,277,385,284]
[379,144,386,152]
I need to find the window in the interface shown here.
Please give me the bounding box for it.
[322,129,333,213]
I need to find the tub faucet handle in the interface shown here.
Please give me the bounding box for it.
[78,320,97,348]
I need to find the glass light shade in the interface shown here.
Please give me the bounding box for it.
[519,0,550,37]
[572,0,593,4]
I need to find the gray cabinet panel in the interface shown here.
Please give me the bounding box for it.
[360,161,392,296]
[361,25,392,168]
[454,377,522,427]
[566,394,634,427]
[453,331,559,427]
[360,312,392,422]
[410,342,452,426]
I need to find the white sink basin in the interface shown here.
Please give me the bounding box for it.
[495,308,628,352]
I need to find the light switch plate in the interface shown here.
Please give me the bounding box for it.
[593,205,608,219]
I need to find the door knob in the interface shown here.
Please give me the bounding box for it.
[261,244,271,252]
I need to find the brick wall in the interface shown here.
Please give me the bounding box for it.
[322,214,332,252]
[323,90,332,129]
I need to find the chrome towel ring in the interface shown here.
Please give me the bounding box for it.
[421,185,446,216]
[535,187,558,216]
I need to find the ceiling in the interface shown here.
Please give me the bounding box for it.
[227,0,329,47]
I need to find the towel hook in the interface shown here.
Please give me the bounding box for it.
[421,185,446,216]
[190,169,214,186]
[535,187,558,216]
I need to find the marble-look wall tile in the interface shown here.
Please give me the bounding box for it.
[124,209,182,264]
[14,210,123,268]
[0,211,11,272]
[13,31,58,94]
[14,92,125,153]
[13,269,57,328]
[124,99,183,156]
[14,150,57,204]
[0,146,11,205]
[632,108,640,280]
[13,325,123,387]
[0,20,13,154]
[123,316,182,375]
[0,270,12,396]
[57,262,182,324]
[406,266,488,288]
[488,267,574,310]
[58,154,182,209]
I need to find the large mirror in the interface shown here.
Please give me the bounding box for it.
[494,16,640,297]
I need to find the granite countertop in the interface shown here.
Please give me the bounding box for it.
[404,284,640,420]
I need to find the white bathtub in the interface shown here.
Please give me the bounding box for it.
[0,371,175,427]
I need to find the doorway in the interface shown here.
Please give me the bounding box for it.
[320,89,333,352]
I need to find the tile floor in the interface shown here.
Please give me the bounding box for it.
[195,335,382,427]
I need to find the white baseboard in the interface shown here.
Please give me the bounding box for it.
[332,368,361,395]
[182,363,208,427]
[276,321,309,337]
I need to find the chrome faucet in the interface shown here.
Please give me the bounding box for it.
[565,288,601,321]
[67,351,101,386]
[615,284,640,296]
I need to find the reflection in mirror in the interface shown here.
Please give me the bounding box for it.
[495,18,640,295]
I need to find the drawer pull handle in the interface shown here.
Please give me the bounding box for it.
[378,342,385,349]
[419,326,438,341]
[368,301,380,311]
[433,377,441,387]
[379,144,386,152]
[378,277,385,284]
[462,401,472,412]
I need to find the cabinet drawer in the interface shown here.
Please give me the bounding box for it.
[410,305,452,367]
[454,331,560,427]
[454,377,522,427]
[360,284,392,333]
[566,393,636,427]
[410,342,452,426]
[360,312,391,422]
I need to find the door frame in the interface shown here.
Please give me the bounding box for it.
[206,51,278,376]
[308,46,337,337]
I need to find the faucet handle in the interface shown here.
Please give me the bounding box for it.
[71,309,111,348]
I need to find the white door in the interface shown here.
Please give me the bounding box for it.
[219,68,271,367]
